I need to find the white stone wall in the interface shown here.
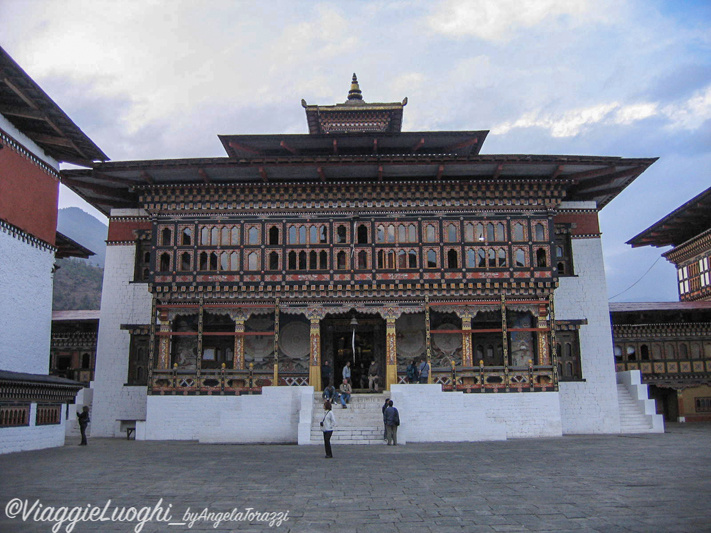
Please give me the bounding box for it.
[91,238,151,437]
[0,403,67,454]
[142,387,303,443]
[555,231,621,434]
[0,230,55,374]
[390,384,561,442]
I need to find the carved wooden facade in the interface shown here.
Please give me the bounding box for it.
[62,76,656,396]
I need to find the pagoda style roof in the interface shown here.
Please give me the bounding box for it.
[0,47,108,166]
[54,231,95,260]
[627,186,711,248]
[52,310,100,322]
[61,151,656,216]
[610,301,711,313]
[303,74,406,134]
[219,131,487,158]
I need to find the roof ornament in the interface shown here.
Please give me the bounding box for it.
[347,73,363,101]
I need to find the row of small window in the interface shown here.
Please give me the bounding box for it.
[678,256,711,295]
[0,404,61,427]
[156,246,551,273]
[156,220,550,248]
[614,341,709,361]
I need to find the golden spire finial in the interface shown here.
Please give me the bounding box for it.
[348,73,363,101]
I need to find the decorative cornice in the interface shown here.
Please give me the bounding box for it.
[0,219,56,253]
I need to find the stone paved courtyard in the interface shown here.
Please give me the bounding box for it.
[1,423,709,532]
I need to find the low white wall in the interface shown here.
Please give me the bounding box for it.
[0,403,67,454]
[142,386,303,443]
[390,384,562,442]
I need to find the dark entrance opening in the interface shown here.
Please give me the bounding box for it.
[649,385,678,421]
[321,312,386,390]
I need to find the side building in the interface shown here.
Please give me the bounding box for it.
[616,186,711,422]
[63,75,662,443]
[0,47,107,453]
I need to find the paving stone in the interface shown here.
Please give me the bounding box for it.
[0,422,709,532]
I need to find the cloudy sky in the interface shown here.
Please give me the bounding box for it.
[2,0,709,302]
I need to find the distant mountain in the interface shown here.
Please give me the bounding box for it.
[52,258,103,311]
[57,207,107,267]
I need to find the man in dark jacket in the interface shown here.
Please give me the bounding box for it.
[384,400,400,446]
[77,406,90,446]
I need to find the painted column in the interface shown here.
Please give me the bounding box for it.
[385,308,398,391]
[230,310,246,370]
[196,297,204,386]
[549,293,559,390]
[157,309,171,370]
[537,301,549,365]
[461,308,474,387]
[273,299,280,386]
[501,295,509,392]
[425,297,432,384]
[461,308,473,367]
[308,307,325,391]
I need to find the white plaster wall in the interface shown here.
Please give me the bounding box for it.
[91,240,151,436]
[390,384,562,442]
[0,230,54,374]
[555,235,621,435]
[143,387,303,443]
[0,403,67,454]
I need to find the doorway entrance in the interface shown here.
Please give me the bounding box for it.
[321,313,386,390]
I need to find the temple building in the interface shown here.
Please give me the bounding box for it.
[0,47,106,453]
[613,186,711,422]
[64,75,663,443]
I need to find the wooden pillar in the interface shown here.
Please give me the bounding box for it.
[157,309,171,370]
[537,301,549,365]
[501,295,509,392]
[425,297,432,384]
[385,308,398,391]
[461,308,474,387]
[196,297,204,386]
[308,307,325,391]
[232,310,246,370]
[147,295,157,393]
[461,309,473,367]
[273,299,280,386]
[549,293,559,390]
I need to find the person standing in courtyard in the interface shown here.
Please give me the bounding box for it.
[320,400,335,458]
[77,406,90,446]
[418,358,429,384]
[384,400,400,446]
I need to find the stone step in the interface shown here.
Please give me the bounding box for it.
[617,385,652,432]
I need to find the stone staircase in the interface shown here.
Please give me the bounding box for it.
[617,383,655,433]
[311,392,388,445]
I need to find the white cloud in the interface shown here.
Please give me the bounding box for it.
[427,0,599,42]
[491,85,711,138]
[662,85,711,131]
